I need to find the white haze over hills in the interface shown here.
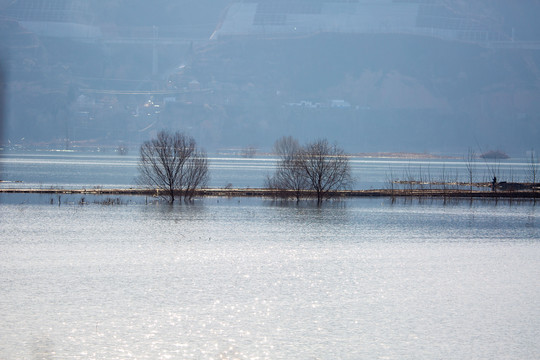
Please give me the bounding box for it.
[1,0,540,156]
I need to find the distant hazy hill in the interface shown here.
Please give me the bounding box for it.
[2,1,540,40]
[92,0,231,36]
[189,31,540,153]
[0,0,232,37]
[2,1,540,155]
[459,0,540,40]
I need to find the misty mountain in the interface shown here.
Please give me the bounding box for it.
[1,0,540,155]
[190,32,540,153]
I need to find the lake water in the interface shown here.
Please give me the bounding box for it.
[1,152,539,359]
[0,151,536,190]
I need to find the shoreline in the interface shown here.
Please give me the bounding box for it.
[1,187,539,199]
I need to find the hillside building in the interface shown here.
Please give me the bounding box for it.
[212,0,501,44]
[1,0,101,39]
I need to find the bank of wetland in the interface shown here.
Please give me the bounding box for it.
[1,182,539,203]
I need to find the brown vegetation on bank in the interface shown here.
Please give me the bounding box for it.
[1,186,539,200]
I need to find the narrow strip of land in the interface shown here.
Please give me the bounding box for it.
[1,188,539,199]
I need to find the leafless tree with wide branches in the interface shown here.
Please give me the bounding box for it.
[265,136,308,201]
[138,130,209,202]
[267,136,353,204]
[299,139,353,204]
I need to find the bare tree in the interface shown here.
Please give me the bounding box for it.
[138,131,209,203]
[183,149,210,200]
[299,139,353,204]
[528,149,538,192]
[273,135,300,161]
[266,137,353,204]
[465,147,476,192]
[385,168,396,202]
[266,136,309,201]
[241,145,257,158]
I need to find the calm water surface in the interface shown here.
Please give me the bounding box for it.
[1,196,539,359]
[1,152,539,358]
[0,151,535,190]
